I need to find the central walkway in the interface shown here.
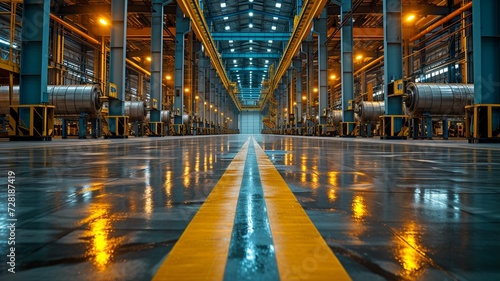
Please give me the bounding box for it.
[153,137,350,280]
[1,134,499,280]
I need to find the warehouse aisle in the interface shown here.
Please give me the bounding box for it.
[0,135,499,280]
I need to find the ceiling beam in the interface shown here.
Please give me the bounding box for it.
[328,27,384,40]
[212,32,292,41]
[221,53,281,59]
[327,4,455,16]
[207,9,290,21]
[52,4,177,15]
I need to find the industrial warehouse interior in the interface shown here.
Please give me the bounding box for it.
[1,0,499,280]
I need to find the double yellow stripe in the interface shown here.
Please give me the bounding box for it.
[153,137,351,280]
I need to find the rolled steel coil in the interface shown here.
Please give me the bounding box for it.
[124,101,147,121]
[182,114,191,126]
[0,84,102,116]
[145,110,171,124]
[405,82,474,116]
[329,110,343,123]
[355,101,385,122]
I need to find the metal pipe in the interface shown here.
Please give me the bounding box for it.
[124,101,147,121]
[404,82,474,116]
[145,110,171,124]
[50,14,101,45]
[355,101,385,122]
[0,84,102,116]
[409,2,472,42]
[51,14,150,76]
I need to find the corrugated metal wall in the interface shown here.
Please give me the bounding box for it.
[239,111,262,134]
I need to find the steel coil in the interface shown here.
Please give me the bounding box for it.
[405,82,474,116]
[329,110,343,123]
[0,84,102,116]
[145,110,171,124]
[356,101,385,122]
[124,101,147,121]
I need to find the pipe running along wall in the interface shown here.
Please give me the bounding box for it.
[405,82,474,116]
[0,84,102,116]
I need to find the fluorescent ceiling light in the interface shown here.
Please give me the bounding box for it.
[276,3,281,8]
[221,3,226,8]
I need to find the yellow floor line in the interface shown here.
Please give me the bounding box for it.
[153,138,250,281]
[252,138,352,281]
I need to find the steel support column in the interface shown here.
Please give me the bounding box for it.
[149,0,164,129]
[174,7,190,121]
[20,0,49,105]
[198,54,208,124]
[341,0,354,123]
[17,0,50,136]
[383,0,403,117]
[470,0,500,142]
[472,1,500,106]
[109,0,127,115]
[108,0,127,136]
[307,42,314,117]
[294,58,302,124]
[316,9,328,124]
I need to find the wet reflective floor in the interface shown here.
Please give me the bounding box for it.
[0,135,499,280]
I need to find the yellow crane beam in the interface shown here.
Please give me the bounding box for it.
[260,0,328,110]
[178,0,242,111]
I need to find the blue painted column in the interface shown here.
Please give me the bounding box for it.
[62,118,67,139]
[174,6,190,122]
[108,0,127,133]
[149,0,164,132]
[91,118,98,138]
[78,113,87,139]
[19,0,50,124]
[472,0,500,131]
[383,0,403,118]
[307,42,314,117]
[316,9,328,124]
[293,58,302,125]
[198,54,208,127]
[341,0,354,123]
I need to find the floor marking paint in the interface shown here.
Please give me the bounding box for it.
[153,138,250,281]
[252,138,352,281]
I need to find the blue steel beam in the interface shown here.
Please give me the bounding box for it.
[221,53,281,59]
[316,9,328,122]
[109,0,127,117]
[473,0,500,132]
[341,0,354,123]
[383,0,403,116]
[149,0,165,124]
[208,10,290,21]
[473,0,500,105]
[294,58,302,123]
[229,67,268,72]
[174,6,190,118]
[211,32,292,41]
[19,0,50,105]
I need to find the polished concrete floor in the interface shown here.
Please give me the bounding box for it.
[0,135,499,280]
